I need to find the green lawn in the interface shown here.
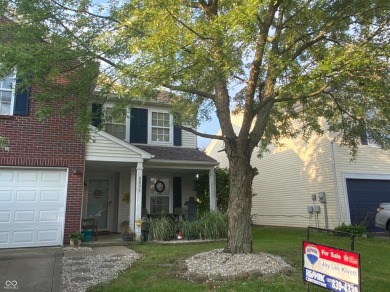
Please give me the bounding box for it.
[89,226,390,291]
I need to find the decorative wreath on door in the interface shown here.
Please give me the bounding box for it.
[122,192,130,203]
[93,189,103,199]
[154,180,165,193]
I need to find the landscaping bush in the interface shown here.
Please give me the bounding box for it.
[334,223,369,237]
[198,211,227,239]
[149,216,175,240]
[194,167,230,215]
[180,220,201,239]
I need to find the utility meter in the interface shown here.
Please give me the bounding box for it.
[317,192,326,203]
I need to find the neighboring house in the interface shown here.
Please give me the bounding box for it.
[0,74,218,249]
[206,114,390,231]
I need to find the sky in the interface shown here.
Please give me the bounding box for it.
[197,111,219,150]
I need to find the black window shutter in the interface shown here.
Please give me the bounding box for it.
[91,103,103,128]
[130,108,148,144]
[173,177,182,209]
[13,79,30,116]
[173,125,182,146]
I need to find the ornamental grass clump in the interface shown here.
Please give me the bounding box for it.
[149,216,175,240]
[198,211,227,239]
[180,219,201,239]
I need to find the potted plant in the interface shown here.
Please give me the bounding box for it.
[69,231,83,247]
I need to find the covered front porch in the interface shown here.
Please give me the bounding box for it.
[83,130,218,239]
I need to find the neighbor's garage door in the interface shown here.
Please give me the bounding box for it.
[0,168,67,248]
[346,179,390,231]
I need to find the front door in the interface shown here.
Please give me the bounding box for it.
[87,178,110,230]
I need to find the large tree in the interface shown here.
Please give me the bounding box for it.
[1,0,389,253]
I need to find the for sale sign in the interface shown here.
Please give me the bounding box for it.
[303,241,360,292]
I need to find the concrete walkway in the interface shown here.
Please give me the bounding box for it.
[0,245,137,292]
[0,247,63,292]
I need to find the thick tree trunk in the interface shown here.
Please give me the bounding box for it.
[224,150,255,254]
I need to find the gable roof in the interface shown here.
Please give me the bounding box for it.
[135,145,217,164]
[86,126,152,162]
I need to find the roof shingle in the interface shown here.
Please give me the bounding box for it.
[135,145,217,163]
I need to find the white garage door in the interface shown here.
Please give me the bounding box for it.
[0,168,67,248]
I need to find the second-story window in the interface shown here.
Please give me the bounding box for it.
[104,107,126,140]
[0,74,15,115]
[151,112,171,143]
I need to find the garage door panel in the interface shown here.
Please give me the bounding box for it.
[41,190,62,202]
[17,171,39,183]
[0,212,11,223]
[0,170,13,182]
[38,210,62,222]
[0,168,67,248]
[42,171,65,183]
[14,210,35,223]
[13,231,34,243]
[0,191,12,203]
[16,191,38,203]
[0,232,9,244]
[37,229,61,242]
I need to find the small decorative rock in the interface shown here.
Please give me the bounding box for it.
[62,253,141,292]
[183,249,293,282]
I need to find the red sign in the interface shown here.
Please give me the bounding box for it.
[303,241,360,292]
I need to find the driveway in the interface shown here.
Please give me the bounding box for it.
[0,247,62,292]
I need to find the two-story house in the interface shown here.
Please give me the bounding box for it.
[85,92,218,238]
[0,73,218,249]
[206,113,390,232]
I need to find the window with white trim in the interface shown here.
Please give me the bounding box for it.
[151,111,171,143]
[0,74,15,115]
[149,177,170,214]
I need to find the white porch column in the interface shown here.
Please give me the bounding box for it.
[129,167,136,232]
[209,167,217,211]
[135,162,143,238]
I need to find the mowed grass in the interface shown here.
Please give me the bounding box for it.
[89,226,390,291]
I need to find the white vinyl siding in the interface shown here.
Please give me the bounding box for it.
[207,114,390,230]
[86,131,144,162]
[250,135,337,229]
[181,127,197,148]
[332,144,390,225]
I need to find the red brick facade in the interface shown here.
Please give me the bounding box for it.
[0,87,85,244]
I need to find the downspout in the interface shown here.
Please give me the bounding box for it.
[330,141,342,225]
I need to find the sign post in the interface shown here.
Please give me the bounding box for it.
[303,241,360,292]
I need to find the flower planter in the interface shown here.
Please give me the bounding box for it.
[69,239,81,248]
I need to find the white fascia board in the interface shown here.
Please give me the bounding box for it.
[84,155,144,163]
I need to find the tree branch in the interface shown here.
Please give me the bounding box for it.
[50,15,119,69]
[241,0,282,146]
[179,125,223,140]
[291,31,327,60]
[51,0,121,24]
[166,10,213,41]
[162,84,215,99]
